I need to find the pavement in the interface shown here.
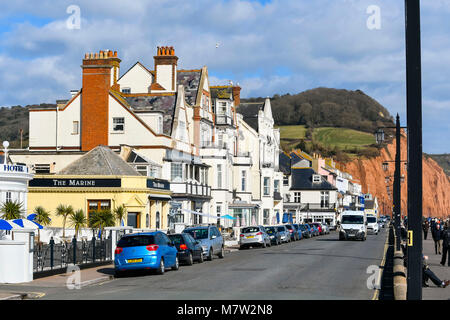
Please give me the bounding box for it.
[421,236,450,300]
[0,229,388,300]
[0,264,114,299]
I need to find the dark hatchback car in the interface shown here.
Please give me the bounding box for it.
[168,233,204,265]
[285,224,300,241]
[264,226,282,245]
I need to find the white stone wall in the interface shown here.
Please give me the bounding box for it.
[118,63,152,93]
[29,110,57,148]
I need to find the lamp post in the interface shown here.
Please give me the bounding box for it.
[405,0,423,300]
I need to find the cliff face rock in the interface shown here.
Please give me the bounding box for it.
[343,134,450,218]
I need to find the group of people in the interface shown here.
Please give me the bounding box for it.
[421,217,450,288]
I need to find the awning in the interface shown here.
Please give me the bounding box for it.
[148,193,172,200]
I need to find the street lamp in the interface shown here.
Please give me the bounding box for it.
[375,129,385,145]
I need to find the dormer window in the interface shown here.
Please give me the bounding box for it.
[121,88,131,94]
[312,174,321,183]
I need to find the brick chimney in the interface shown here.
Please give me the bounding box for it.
[81,50,121,151]
[153,46,178,92]
[232,86,241,107]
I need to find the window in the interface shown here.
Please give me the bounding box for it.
[241,170,246,192]
[5,192,12,203]
[294,192,301,203]
[158,117,163,134]
[34,164,50,174]
[87,200,111,218]
[217,164,222,188]
[263,177,270,196]
[313,174,321,183]
[155,211,160,229]
[121,88,131,94]
[321,191,330,208]
[127,212,140,228]
[263,209,270,225]
[72,121,79,135]
[178,121,186,141]
[149,166,159,178]
[171,163,183,181]
[274,180,280,193]
[219,102,227,115]
[283,176,289,186]
[113,117,125,132]
[136,165,148,176]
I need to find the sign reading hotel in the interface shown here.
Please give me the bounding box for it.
[147,178,170,190]
[1,164,29,173]
[29,178,121,188]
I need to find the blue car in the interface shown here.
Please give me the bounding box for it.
[300,224,313,238]
[309,224,319,236]
[114,231,179,277]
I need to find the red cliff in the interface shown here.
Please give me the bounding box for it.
[342,133,450,219]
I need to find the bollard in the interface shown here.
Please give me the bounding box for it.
[50,237,54,270]
[72,236,77,265]
[392,249,407,300]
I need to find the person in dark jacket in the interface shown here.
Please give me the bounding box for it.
[432,222,442,254]
[440,223,450,267]
[423,220,429,240]
[423,255,450,288]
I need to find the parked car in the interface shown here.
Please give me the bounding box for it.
[366,215,379,235]
[302,224,313,238]
[264,226,282,245]
[239,225,271,249]
[277,225,291,243]
[299,224,312,238]
[312,222,324,235]
[183,225,224,261]
[292,224,303,240]
[321,223,330,234]
[168,233,204,265]
[114,231,179,276]
[285,224,300,241]
[309,224,319,236]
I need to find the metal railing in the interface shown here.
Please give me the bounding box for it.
[33,236,112,274]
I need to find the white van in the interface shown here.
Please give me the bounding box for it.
[366,214,379,235]
[339,211,367,241]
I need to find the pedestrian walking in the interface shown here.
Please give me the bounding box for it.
[423,255,450,288]
[440,222,450,267]
[432,222,442,255]
[423,220,429,240]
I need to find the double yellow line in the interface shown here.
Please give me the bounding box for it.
[372,230,390,300]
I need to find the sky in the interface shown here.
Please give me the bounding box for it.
[0,0,449,154]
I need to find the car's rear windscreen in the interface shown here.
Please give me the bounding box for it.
[168,234,185,245]
[117,235,155,247]
[241,227,259,233]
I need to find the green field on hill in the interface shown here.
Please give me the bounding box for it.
[277,125,376,158]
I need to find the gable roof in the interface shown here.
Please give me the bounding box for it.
[279,152,292,175]
[125,95,177,135]
[58,145,140,176]
[177,70,202,106]
[236,102,264,132]
[290,168,337,191]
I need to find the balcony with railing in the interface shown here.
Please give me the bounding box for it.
[283,201,336,212]
[170,181,211,199]
[232,151,252,166]
[215,114,234,126]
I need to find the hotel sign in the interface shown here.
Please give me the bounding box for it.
[1,164,29,173]
[147,178,170,190]
[29,178,121,188]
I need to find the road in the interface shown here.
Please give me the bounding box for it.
[4,228,388,300]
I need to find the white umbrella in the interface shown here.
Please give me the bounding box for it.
[9,219,43,229]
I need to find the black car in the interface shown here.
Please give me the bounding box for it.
[168,233,204,265]
[264,226,282,245]
[285,224,300,241]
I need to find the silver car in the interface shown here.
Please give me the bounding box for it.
[276,225,291,243]
[239,226,271,249]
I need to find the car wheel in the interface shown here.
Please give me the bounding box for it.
[218,246,225,259]
[198,250,204,263]
[156,258,165,275]
[262,241,267,248]
[114,270,123,278]
[207,248,213,261]
[172,256,179,271]
[239,245,245,250]
[186,252,193,266]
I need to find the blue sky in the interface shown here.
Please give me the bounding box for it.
[0,0,449,154]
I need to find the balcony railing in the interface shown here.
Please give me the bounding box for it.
[200,141,227,149]
[171,182,211,198]
[215,114,233,126]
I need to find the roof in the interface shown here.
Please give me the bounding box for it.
[236,102,264,132]
[125,95,177,135]
[177,70,202,106]
[58,145,140,176]
[210,86,233,100]
[279,152,292,175]
[290,168,337,191]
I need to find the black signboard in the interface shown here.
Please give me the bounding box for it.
[29,178,122,188]
[147,178,170,190]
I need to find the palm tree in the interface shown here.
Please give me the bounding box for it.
[114,205,127,226]
[88,209,115,239]
[34,206,51,245]
[69,209,87,239]
[56,204,74,239]
[0,200,24,220]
